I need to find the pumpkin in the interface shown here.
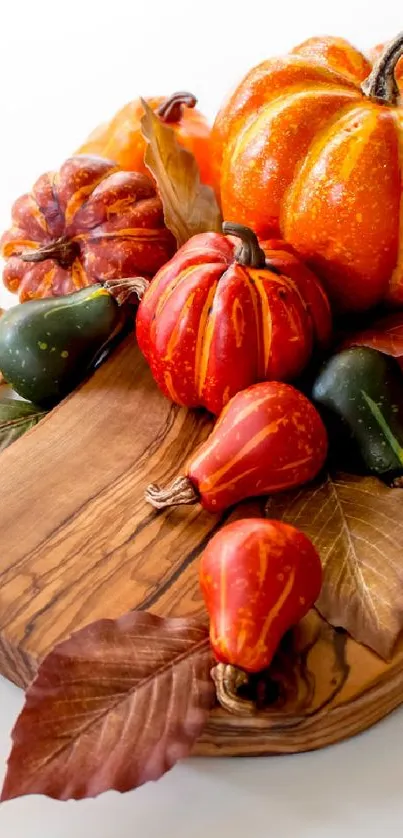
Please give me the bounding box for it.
[212,33,403,312]
[77,91,215,190]
[136,222,331,416]
[0,156,176,301]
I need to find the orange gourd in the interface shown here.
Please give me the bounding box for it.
[212,34,403,312]
[77,92,215,190]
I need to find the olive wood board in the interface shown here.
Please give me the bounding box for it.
[0,336,402,756]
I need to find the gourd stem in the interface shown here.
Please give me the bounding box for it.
[157,92,197,123]
[103,277,149,305]
[362,32,403,105]
[211,663,256,716]
[222,222,266,268]
[21,237,79,270]
[392,475,403,488]
[145,475,199,509]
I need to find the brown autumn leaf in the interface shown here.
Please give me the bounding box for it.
[1,611,215,802]
[140,98,222,247]
[266,471,403,660]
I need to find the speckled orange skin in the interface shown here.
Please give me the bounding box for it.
[77,95,215,189]
[136,232,331,415]
[212,36,403,312]
[1,156,176,301]
[200,518,322,673]
[186,381,328,512]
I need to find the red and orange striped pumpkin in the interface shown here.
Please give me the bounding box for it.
[212,33,403,312]
[136,223,332,416]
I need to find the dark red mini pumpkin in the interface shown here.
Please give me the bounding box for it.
[1,156,176,301]
[136,223,331,415]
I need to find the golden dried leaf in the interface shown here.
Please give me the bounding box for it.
[267,472,403,660]
[140,98,222,247]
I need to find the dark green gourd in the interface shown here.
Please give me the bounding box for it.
[0,285,124,407]
[312,346,403,482]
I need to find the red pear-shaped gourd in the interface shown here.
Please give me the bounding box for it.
[199,518,322,714]
[145,381,328,513]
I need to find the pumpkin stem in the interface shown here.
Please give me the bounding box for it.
[157,92,197,123]
[145,475,199,509]
[211,663,257,716]
[223,222,266,268]
[103,277,149,305]
[21,237,80,270]
[362,32,403,105]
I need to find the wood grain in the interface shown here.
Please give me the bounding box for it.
[0,336,402,755]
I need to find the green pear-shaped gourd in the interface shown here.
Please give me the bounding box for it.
[0,285,125,407]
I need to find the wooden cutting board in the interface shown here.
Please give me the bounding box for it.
[0,335,402,756]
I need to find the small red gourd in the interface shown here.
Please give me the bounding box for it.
[136,222,331,416]
[199,518,322,714]
[145,381,328,512]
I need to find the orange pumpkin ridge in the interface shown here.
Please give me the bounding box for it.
[213,33,403,312]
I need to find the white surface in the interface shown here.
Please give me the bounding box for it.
[1,0,403,834]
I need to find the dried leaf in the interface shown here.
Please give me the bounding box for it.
[1,611,215,802]
[0,397,46,452]
[345,311,403,369]
[140,98,222,246]
[267,471,403,660]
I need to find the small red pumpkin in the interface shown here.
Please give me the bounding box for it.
[200,518,322,713]
[1,156,176,301]
[136,223,331,416]
[145,381,328,513]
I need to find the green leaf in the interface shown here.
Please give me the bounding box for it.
[140,98,222,247]
[0,397,47,453]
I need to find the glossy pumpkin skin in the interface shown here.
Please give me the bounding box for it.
[186,381,328,512]
[136,227,331,416]
[1,156,175,301]
[200,518,322,673]
[77,93,215,189]
[213,35,403,312]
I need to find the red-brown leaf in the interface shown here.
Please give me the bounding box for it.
[345,311,403,368]
[1,611,215,802]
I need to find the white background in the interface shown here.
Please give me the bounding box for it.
[1,1,403,835]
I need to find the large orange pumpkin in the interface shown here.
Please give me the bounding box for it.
[77,92,215,190]
[1,156,175,301]
[212,34,403,312]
